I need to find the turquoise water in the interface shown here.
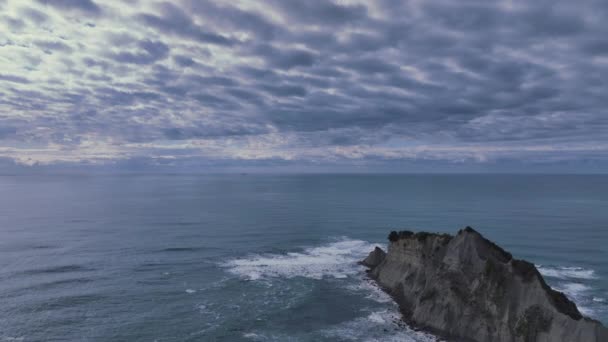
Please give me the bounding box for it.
[0,174,606,341]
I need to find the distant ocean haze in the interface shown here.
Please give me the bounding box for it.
[0,174,606,341]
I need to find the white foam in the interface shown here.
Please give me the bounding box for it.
[367,311,389,324]
[579,306,595,316]
[346,278,393,303]
[222,239,381,280]
[535,265,605,319]
[554,282,597,316]
[555,282,590,306]
[242,332,263,340]
[185,289,196,294]
[592,297,605,303]
[322,309,439,342]
[559,283,592,295]
[536,265,597,280]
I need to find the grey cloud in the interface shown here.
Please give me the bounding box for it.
[36,0,101,15]
[82,57,111,70]
[0,126,17,139]
[3,16,25,31]
[183,0,281,40]
[584,39,608,55]
[340,57,400,74]
[186,75,239,87]
[20,7,49,23]
[162,122,267,140]
[34,40,73,53]
[173,55,195,67]
[227,88,265,105]
[105,32,137,46]
[107,39,170,65]
[267,0,368,26]
[95,87,160,106]
[0,74,30,84]
[190,94,247,112]
[521,6,586,37]
[260,83,307,97]
[136,2,235,46]
[342,32,391,52]
[251,44,317,69]
[238,66,278,80]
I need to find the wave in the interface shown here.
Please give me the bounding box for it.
[239,309,438,342]
[536,265,603,318]
[321,309,437,342]
[553,282,602,317]
[222,238,381,280]
[346,278,394,304]
[242,332,262,340]
[536,265,597,280]
[559,282,592,295]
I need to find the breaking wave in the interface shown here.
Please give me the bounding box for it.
[536,265,604,318]
[322,309,438,342]
[536,265,597,280]
[222,238,381,280]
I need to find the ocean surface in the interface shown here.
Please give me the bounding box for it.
[0,174,607,341]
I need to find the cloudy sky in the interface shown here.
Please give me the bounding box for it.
[1,0,607,172]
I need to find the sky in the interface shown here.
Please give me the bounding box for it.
[1,0,607,173]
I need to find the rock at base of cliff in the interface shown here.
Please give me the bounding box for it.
[359,246,386,269]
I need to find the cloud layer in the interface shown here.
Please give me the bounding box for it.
[1,0,607,170]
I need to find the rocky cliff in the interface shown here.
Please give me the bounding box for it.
[362,227,608,342]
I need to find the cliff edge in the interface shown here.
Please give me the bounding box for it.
[362,227,608,342]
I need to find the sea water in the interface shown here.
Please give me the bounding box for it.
[0,174,606,341]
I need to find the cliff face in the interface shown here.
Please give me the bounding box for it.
[363,227,608,342]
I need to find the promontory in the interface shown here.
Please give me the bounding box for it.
[361,227,608,342]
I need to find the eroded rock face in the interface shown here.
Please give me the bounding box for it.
[360,246,386,268]
[363,227,608,342]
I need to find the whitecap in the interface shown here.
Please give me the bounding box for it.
[554,282,597,316]
[554,282,591,305]
[559,282,592,295]
[345,278,393,303]
[592,297,605,303]
[186,289,196,294]
[536,265,597,280]
[222,239,381,280]
[322,309,439,342]
[367,311,389,324]
[242,332,262,340]
[578,306,595,316]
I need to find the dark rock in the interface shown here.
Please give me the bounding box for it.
[359,246,386,269]
[516,305,553,342]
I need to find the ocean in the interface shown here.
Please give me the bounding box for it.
[0,174,606,341]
